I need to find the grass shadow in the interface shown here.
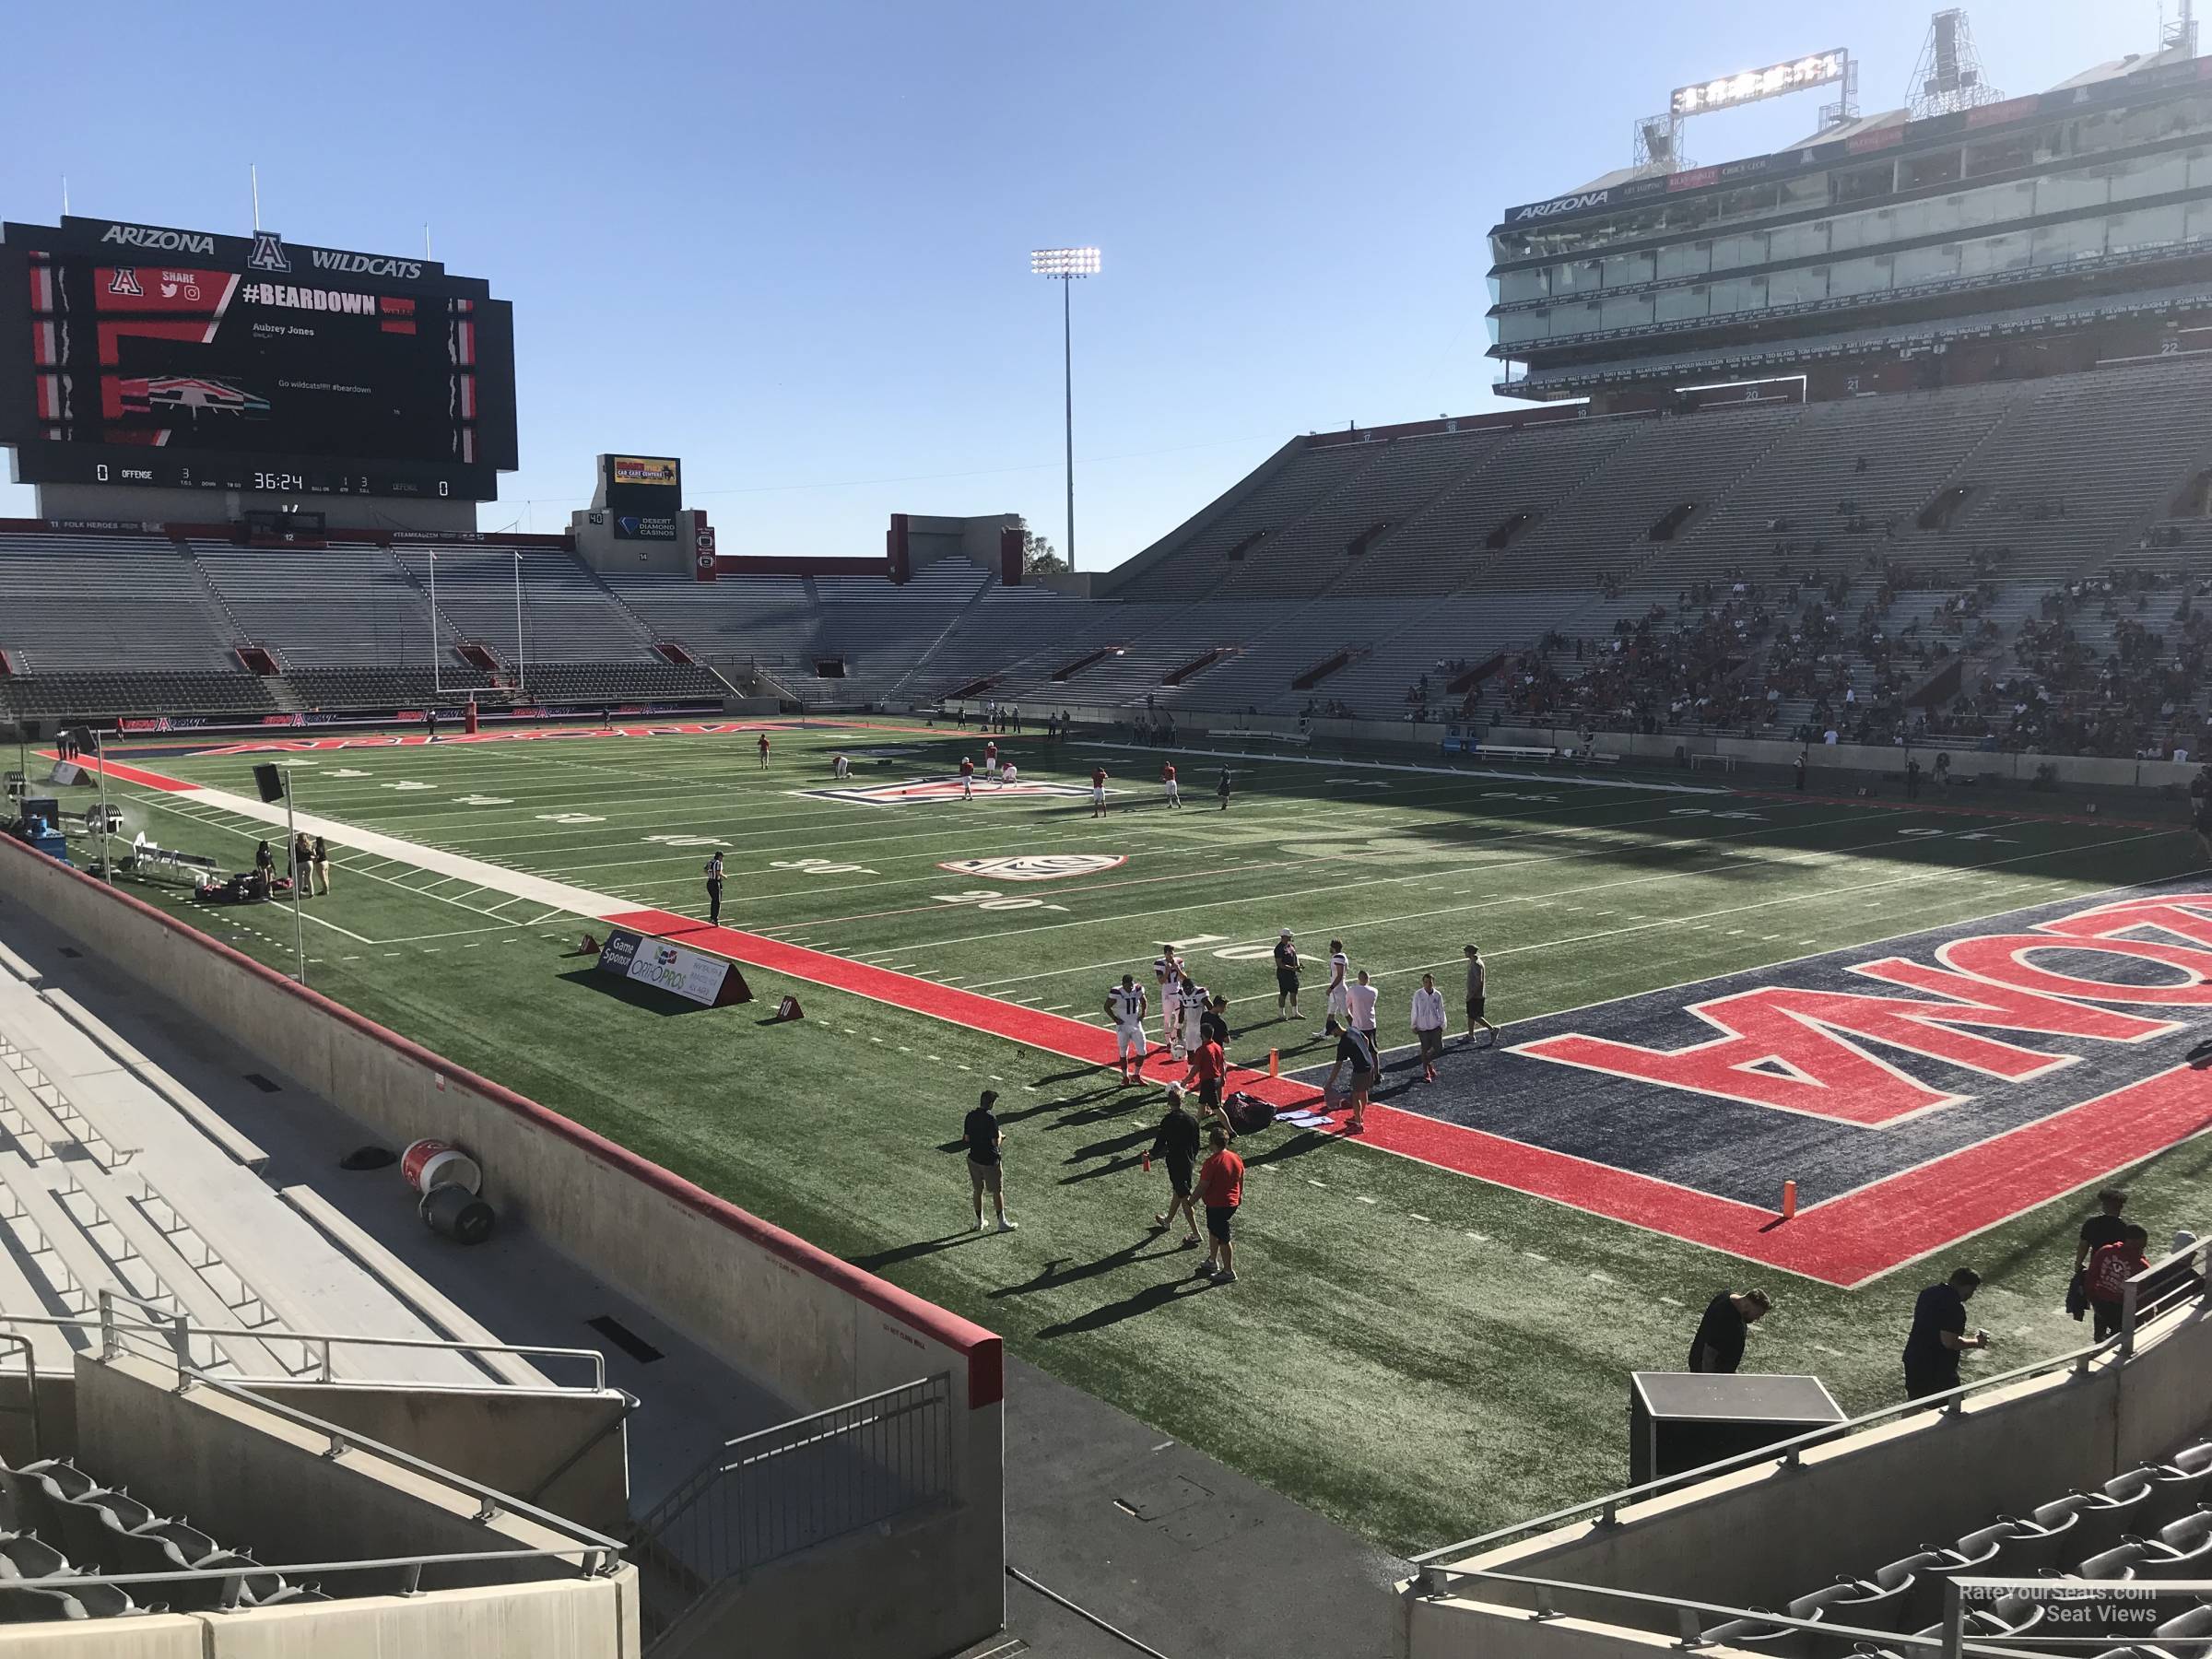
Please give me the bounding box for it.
[1034,1275,1216,1338]
[988,1236,1190,1300]
[848,1230,994,1274]
[555,968,713,1017]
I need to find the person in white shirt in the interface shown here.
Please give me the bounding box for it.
[999,759,1018,787]
[1152,946,1182,1056]
[831,753,851,780]
[1104,973,1149,1086]
[1412,973,1448,1083]
[1179,971,1208,1060]
[1324,940,1350,1034]
[1347,968,1380,1050]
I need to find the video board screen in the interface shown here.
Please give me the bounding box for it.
[601,453,682,540]
[0,218,518,501]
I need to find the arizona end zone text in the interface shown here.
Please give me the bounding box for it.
[1320,883,2212,1287]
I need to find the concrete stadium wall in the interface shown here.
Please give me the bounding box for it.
[244,1380,631,1539]
[0,832,1006,1655]
[0,1576,639,1658]
[1405,1304,2212,1656]
[77,1353,580,1590]
[0,1370,76,1467]
[653,1500,980,1659]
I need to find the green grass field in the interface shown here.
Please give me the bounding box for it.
[53,720,2212,1554]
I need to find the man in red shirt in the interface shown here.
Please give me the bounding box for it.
[2087,1223,2152,1342]
[1161,760,1181,809]
[1196,1125,1244,1285]
[757,732,771,769]
[958,756,975,800]
[1090,765,1109,818]
[1182,1033,1229,1126]
[984,738,998,773]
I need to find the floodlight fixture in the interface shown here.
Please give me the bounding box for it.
[1030,246,1101,277]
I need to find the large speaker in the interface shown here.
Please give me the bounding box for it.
[1629,1372,1844,1485]
[252,764,288,805]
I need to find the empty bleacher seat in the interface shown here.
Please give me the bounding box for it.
[2138,1511,2212,1576]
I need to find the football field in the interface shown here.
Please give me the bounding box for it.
[55,718,2212,1551]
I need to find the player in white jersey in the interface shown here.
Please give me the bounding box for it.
[1324,938,1350,1034]
[1104,973,1149,1085]
[1152,946,1182,1055]
[1178,971,1208,1058]
[831,752,852,780]
[999,759,1018,787]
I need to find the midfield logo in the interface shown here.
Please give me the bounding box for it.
[938,854,1127,882]
[795,777,1101,806]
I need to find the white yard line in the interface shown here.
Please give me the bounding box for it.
[135,785,624,922]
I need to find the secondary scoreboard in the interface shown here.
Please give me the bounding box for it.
[0,217,519,501]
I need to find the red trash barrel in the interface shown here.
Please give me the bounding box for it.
[401,1138,483,1196]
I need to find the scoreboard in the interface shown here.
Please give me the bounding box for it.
[0,217,518,502]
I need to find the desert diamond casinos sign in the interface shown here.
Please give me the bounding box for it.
[1302,880,2212,1285]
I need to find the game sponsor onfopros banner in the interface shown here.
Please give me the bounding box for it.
[596,927,751,1007]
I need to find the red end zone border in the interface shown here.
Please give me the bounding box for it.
[67,746,2208,1288]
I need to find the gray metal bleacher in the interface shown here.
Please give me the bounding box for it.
[1351,417,1650,595]
[1209,429,1506,599]
[190,543,433,667]
[391,547,661,665]
[0,535,236,673]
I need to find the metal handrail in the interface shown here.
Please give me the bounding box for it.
[36,1288,615,1391]
[1415,1563,2036,1657]
[95,1320,624,1559]
[0,1545,620,1601]
[634,1374,943,1541]
[1412,1241,2208,1567]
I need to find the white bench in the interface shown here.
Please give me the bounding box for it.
[35,990,267,1172]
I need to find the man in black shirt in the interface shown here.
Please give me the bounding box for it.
[1200,994,1230,1051]
[1148,1087,1203,1247]
[1903,1266,1990,1400]
[1688,1288,1771,1373]
[2069,1188,2128,1321]
[2075,1188,2128,1273]
[961,1090,1015,1234]
[1274,930,1301,1019]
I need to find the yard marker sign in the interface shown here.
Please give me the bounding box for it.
[1320,879,2212,1285]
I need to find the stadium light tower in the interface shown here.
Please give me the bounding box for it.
[1030,246,1100,572]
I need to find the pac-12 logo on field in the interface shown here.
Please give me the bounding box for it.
[938,854,1126,883]
[794,777,1102,806]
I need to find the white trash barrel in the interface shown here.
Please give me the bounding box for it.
[401,1138,482,1197]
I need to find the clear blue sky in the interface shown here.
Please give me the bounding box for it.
[0,0,2165,568]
